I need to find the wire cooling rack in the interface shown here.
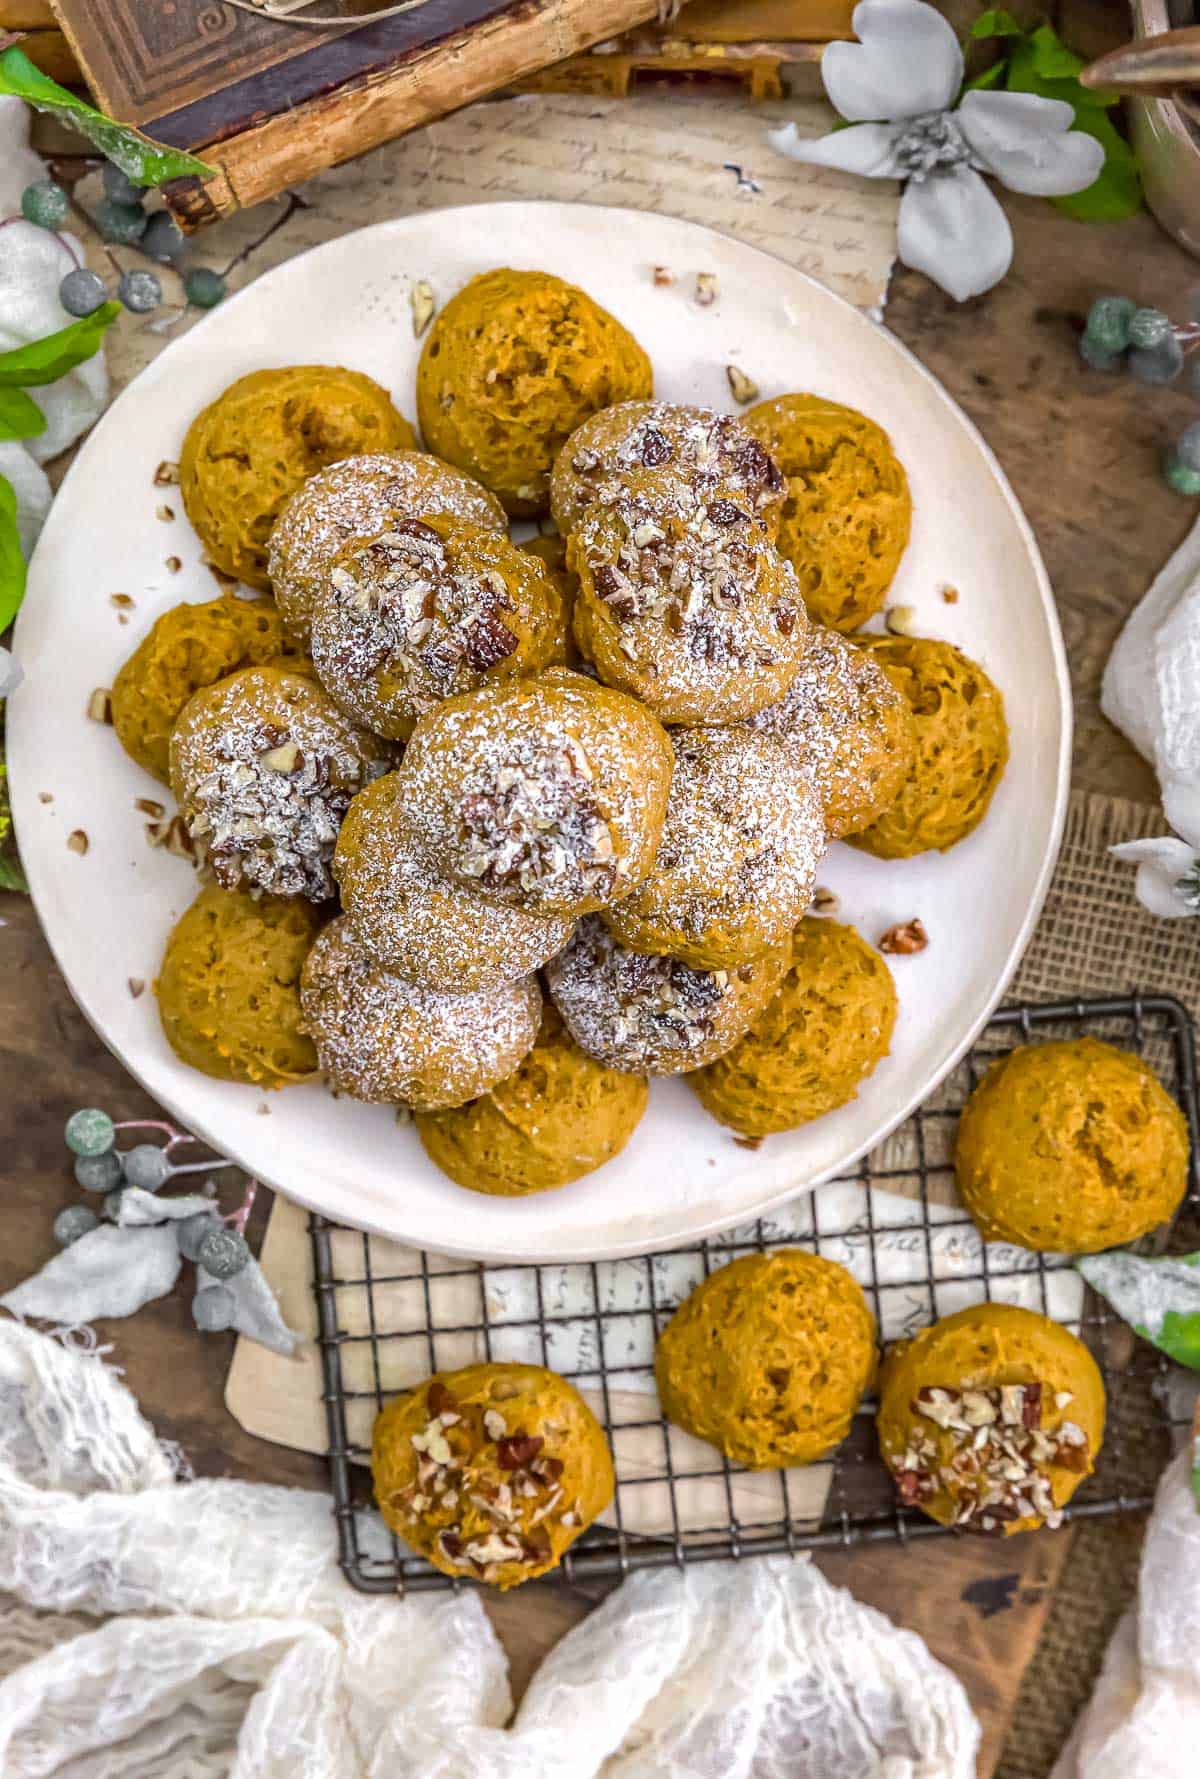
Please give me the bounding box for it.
[311,993,1200,1593]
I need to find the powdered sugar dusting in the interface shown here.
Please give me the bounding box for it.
[552,401,784,535]
[336,775,573,991]
[311,518,526,737]
[609,726,826,963]
[399,674,670,914]
[268,452,505,637]
[546,917,783,1076]
[300,917,541,1108]
[171,667,390,901]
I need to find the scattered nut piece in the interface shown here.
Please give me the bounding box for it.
[733,1134,763,1150]
[87,688,113,724]
[410,279,437,338]
[67,829,89,855]
[154,460,180,485]
[884,605,918,636]
[810,885,839,916]
[135,797,166,819]
[110,593,135,610]
[127,977,145,999]
[726,365,759,405]
[260,740,301,773]
[652,265,675,286]
[694,272,719,307]
[878,918,929,955]
[257,1103,271,1116]
[165,556,182,574]
[155,503,175,522]
[38,791,53,805]
[942,585,960,605]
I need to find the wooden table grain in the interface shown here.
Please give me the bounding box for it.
[2,188,1196,1774]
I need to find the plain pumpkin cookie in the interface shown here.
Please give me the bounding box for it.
[690,917,898,1137]
[180,367,414,589]
[655,1250,877,1469]
[955,1037,1189,1253]
[743,393,911,632]
[416,269,652,516]
[848,636,1008,858]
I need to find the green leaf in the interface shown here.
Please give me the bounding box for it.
[0,304,120,390]
[966,58,1009,91]
[971,8,1024,37]
[0,474,27,634]
[0,388,46,443]
[1077,1251,1200,1369]
[1028,22,1084,80]
[1005,33,1116,107]
[0,46,215,185]
[0,852,27,893]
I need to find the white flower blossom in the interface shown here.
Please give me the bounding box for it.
[1111,785,1200,919]
[769,0,1105,301]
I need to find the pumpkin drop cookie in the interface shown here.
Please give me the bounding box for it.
[268,450,506,646]
[170,665,391,902]
[568,469,809,725]
[334,772,572,993]
[746,627,917,839]
[848,635,1008,858]
[546,916,788,1076]
[955,1037,1189,1253]
[372,1362,614,1588]
[180,367,414,589]
[690,917,898,1138]
[416,269,652,516]
[156,883,321,1087]
[877,1303,1105,1533]
[416,1006,647,1195]
[604,726,825,970]
[655,1250,877,1468]
[398,670,672,918]
[309,515,568,740]
[743,393,911,631]
[111,591,305,784]
[300,917,540,1110]
[550,400,785,537]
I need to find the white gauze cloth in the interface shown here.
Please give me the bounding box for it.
[1052,1446,1200,1779]
[0,1318,979,1779]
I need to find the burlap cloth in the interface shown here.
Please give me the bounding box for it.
[994,789,1200,1779]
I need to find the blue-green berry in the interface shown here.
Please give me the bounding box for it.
[1178,423,1200,473]
[1128,306,1172,350]
[117,268,162,314]
[103,1187,128,1223]
[65,1107,115,1156]
[197,1225,251,1280]
[21,180,68,229]
[1084,295,1136,355]
[1165,448,1200,496]
[185,267,226,309]
[101,161,147,206]
[1079,334,1123,373]
[53,1204,99,1246]
[193,1284,237,1332]
[93,198,147,245]
[142,211,187,263]
[74,1149,123,1192]
[59,268,108,318]
[177,1209,221,1261]
[1129,335,1184,385]
[122,1142,171,1190]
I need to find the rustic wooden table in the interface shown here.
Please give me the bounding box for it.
[2,187,1197,1774]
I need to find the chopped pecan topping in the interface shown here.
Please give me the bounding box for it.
[904,1382,1086,1531]
[497,1433,545,1471]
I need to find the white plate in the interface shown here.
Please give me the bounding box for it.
[8,202,1070,1263]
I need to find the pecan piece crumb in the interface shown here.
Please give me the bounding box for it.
[694,272,719,307]
[67,829,89,855]
[879,918,928,955]
[87,688,113,724]
[726,365,759,405]
[652,265,675,286]
[154,460,180,486]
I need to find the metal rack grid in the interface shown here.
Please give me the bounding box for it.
[311,993,1200,1593]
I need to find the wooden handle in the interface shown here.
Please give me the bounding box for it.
[1081,27,1200,96]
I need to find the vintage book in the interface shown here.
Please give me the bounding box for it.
[45,0,666,224]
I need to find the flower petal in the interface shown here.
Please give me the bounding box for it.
[957,90,1106,197]
[1110,836,1200,918]
[822,0,963,122]
[896,168,1012,301]
[767,120,903,179]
